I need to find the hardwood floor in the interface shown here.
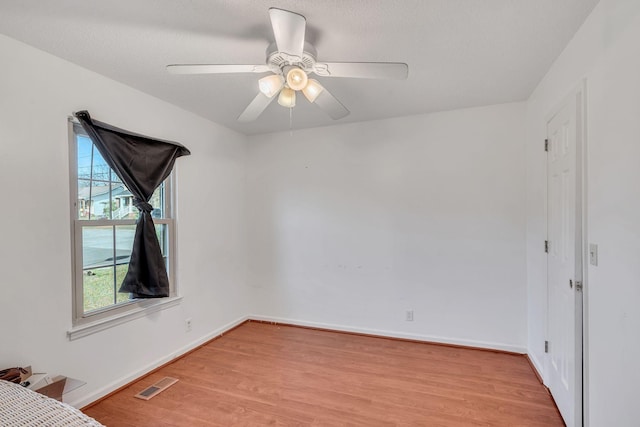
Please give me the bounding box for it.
[83,321,564,426]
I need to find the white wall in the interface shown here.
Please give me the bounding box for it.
[246,103,527,352]
[0,34,249,407]
[525,0,640,424]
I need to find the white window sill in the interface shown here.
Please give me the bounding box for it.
[67,296,183,341]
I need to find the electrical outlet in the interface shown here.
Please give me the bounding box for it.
[185,318,192,332]
[405,310,414,322]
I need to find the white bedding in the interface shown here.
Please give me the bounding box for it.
[0,380,104,426]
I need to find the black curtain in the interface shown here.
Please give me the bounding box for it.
[75,110,191,298]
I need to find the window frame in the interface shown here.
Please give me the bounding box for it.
[68,119,178,331]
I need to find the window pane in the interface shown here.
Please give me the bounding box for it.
[83,226,114,270]
[115,264,131,304]
[77,181,110,220]
[83,265,115,312]
[80,138,110,182]
[115,225,135,304]
[77,179,91,219]
[91,183,111,220]
[154,223,168,257]
[115,225,135,265]
[110,168,122,183]
[149,184,165,218]
[112,183,137,220]
[76,135,94,181]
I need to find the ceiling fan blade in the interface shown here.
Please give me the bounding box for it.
[313,88,350,120]
[314,62,408,79]
[167,64,271,75]
[269,8,306,59]
[238,92,276,122]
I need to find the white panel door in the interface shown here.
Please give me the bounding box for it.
[546,95,582,427]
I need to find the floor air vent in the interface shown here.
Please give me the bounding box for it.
[134,377,179,400]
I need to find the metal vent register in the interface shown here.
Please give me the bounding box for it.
[134,377,179,401]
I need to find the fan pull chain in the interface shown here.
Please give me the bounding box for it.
[289,107,293,137]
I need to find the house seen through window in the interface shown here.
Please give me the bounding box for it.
[71,123,174,323]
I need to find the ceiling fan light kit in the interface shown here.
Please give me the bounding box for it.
[278,87,296,108]
[167,7,408,122]
[302,79,324,103]
[284,66,308,91]
[258,74,284,98]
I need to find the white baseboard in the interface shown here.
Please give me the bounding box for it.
[69,315,249,408]
[527,351,546,384]
[248,314,527,354]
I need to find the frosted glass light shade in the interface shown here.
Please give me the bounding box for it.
[278,87,296,108]
[286,67,308,91]
[302,79,324,103]
[258,74,284,98]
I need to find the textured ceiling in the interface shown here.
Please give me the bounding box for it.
[0,0,599,135]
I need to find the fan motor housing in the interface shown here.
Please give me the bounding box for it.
[266,42,317,73]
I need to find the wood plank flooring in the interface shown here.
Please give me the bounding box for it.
[83,321,564,426]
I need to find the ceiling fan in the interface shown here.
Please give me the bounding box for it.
[167,8,408,122]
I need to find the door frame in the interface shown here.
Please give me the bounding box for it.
[544,79,588,426]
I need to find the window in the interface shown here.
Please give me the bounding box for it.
[70,122,176,326]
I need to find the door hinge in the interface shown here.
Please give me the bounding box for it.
[576,281,583,291]
[544,240,549,253]
[545,340,549,353]
[544,139,549,152]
